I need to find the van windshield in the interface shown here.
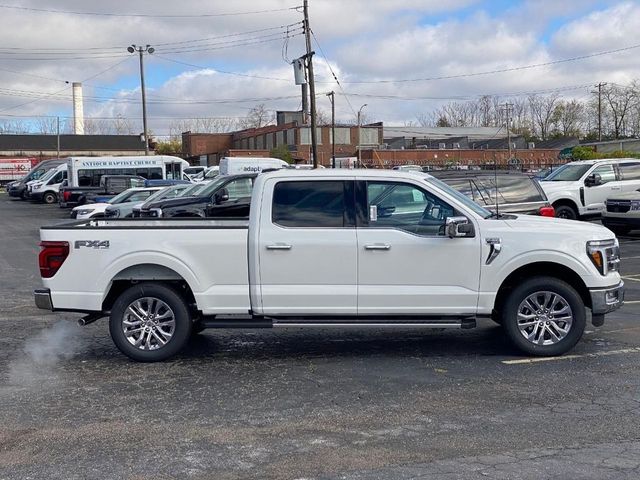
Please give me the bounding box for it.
[37,168,58,183]
[544,164,592,181]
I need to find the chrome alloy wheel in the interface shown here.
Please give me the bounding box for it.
[122,297,175,350]
[517,291,573,346]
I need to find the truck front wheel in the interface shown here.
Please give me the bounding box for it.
[43,192,57,204]
[109,283,192,362]
[501,276,586,356]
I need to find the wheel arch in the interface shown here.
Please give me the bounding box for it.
[101,262,198,312]
[494,262,591,316]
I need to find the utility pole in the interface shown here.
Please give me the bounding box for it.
[302,0,319,168]
[500,103,513,168]
[56,116,60,159]
[592,82,607,142]
[128,44,154,155]
[357,104,367,167]
[327,91,335,168]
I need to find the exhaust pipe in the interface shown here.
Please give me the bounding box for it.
[78,313,104,326]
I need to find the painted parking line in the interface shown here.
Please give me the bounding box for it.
[622,277,640,282]
[502,347,640,365]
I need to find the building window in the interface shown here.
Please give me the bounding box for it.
[359,128,379,146]
[300,128,323,145]
[330,128,351,145]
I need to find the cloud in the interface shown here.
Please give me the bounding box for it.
[0,1,638,131]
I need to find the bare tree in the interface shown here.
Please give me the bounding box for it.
[528,93,560,140]
[238,104,275,129]
[553,99,585,137]
[35,117,59,134]
[602,83,638,138]
[112,115,134,135]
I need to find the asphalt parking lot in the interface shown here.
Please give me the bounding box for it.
[1,194,640,480]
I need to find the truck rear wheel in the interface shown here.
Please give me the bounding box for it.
[500,276,586,356]
[109,283,192,362]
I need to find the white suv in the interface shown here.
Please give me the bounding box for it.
[540,158,640,220]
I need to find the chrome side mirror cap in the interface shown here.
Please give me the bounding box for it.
[445,216,475,238]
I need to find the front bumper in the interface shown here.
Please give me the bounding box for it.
[590,281,625,315]
[30,191,44,201]
[34,288,53,311]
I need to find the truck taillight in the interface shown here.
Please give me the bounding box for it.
[39,241,69,278]
[63,190,71,202]
[539,206,555,217]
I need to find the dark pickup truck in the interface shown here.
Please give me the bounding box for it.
[59,175,146,208]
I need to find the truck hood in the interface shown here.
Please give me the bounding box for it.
[73,202,109,211]
[503,214,614,241]
[144,195,209,210]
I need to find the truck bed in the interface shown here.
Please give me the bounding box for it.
[41,218,251,314]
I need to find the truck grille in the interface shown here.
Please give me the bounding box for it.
[606,200,631,213]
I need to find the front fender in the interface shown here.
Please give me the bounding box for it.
[486,249,594,293]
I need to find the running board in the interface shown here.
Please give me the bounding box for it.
[199,317,476,330]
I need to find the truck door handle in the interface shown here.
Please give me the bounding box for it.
[266,244,292,250]
[365,244,391,250]
[611,186,621,190]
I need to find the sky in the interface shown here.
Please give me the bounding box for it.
[0,0,638,137]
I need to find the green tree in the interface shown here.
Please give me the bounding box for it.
[155,140,182,155]
[269,144,293,164]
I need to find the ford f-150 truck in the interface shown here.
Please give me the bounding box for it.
[34,170,624,362]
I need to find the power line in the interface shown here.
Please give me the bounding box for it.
[334,43,640,84]
[153,56,291,82]
[0,4,302,18]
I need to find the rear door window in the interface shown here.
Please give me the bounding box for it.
[272,181,348,228]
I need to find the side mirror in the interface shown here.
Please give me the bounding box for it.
[585,173,602,187]
[445,216,474,238]
[214,189,229,204]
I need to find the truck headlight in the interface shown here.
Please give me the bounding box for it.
[631,200,640,211]
[587,239,620,275]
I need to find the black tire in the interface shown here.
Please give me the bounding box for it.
[109,283,192,362]
[554,204,578,220]
[43,192,57,204]
[500,276,586,356]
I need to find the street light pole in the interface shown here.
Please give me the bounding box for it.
[357,104,367,167]
[128,44,154,155]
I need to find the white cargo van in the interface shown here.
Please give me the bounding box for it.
[218,157,288,176]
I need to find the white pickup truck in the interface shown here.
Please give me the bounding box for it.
[35,170,624,362]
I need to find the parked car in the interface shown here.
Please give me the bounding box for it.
[602,188,640,235]
[70,187,163,219]
[138,174,254,218]
[35,169,624,362]
[183,166,206,181]
[539,158,640,220]
[131,183,194,217]
[431,170,554,216]
[60,175,146,208]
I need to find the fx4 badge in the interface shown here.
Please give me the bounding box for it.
[75,240,110,249]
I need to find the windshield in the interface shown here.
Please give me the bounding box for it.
[544,164,592,181]
[179,182,209,197]
[425,176,492,218]
[146,184,190,202]
[108,189,138,204]
[36,168,58,183]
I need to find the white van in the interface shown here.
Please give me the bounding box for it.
[218,157,288,176]
[540,158,640,220]
[30,164,68,204]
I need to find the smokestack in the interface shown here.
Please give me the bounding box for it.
[72,82,84,135]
